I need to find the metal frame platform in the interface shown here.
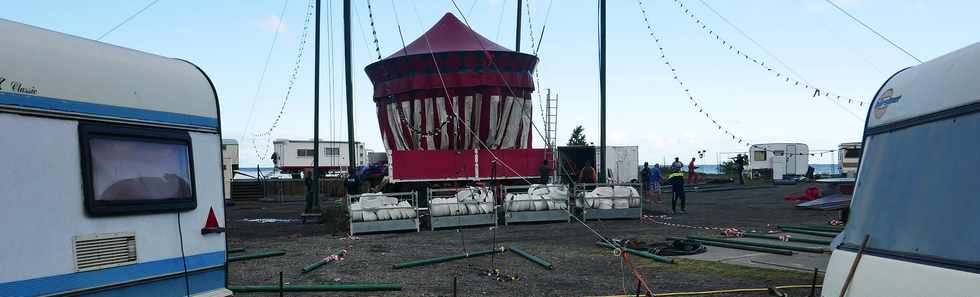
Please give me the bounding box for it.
[348,191,420,235]
[427,187,497,230]
[502,185,571,225]
[574,183,643,220]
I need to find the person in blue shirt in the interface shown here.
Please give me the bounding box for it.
[650,163,663,203]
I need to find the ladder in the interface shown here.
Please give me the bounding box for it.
[544,89,558,149]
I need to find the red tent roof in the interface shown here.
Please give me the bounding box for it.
[385,13,511,59]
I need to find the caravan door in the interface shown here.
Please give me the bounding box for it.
[785,144,798,176]
[771,150,786,179]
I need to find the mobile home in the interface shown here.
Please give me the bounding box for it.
[0,19,229,296]
[837,142,861,177]
[273,139,368,174]
[222,139,239,199]
[598,146,639,183]
[748,143,809,179]
[822,42,980,296]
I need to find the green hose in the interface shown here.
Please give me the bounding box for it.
[509,246,554,270]
[227,248,246,254]
[668,237,793,256]
[687,236,827,253]
[227,250,286,263]
[742,233,831,246]
[392,247,505,269]
[596,242,674,264]
[779,225,844,233]
[778,227,840,238]
[228,283,401,292]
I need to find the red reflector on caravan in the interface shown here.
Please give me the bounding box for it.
[201,207,224,235]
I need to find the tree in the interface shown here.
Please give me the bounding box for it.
[567,125,587,145]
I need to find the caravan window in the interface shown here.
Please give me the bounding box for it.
[80,123,197,216]
[753,151,767,161]
[843,110,980,268]
[297,148,316,157]
[844,148,862,158]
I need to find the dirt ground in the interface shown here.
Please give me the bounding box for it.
[226,182,839,297]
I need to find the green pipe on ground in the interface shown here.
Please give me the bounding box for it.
[667,237,794,256]
[662,185,774,193]
[779,227,840,238]
[509,246,554,270]
[392,247,505,269]
[742,233,832,246]
[227,250,286,262]
[687,236,827,253]
[595,242,674,264]
[301,250,345,273]
[782,225,844,233]
[228,284,401,292]
[227,248,246,254]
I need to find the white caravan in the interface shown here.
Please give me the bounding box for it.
[221,139,239,198]
[837,142,861,177]
[822,42,980,296]
[0,19,230,296]
[272,139,368,174]
[747,143,809,179]
[597,146,639,183]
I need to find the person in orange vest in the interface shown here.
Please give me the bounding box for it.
[688,157,698,185]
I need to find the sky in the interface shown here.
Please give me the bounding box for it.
[6,0,979,167]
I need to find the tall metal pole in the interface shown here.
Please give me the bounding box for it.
[344,0,356,178]
[598,0,607,183]
[515,0,523,52]
[310,0,322,213]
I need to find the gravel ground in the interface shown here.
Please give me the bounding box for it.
[227,182,838,297]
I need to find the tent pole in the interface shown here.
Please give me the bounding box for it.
[598,0,607,183]
[344,0,356,184]
[310,0,322,213]
[516,0,522,52]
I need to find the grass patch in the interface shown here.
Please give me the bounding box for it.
[634,258,812,281]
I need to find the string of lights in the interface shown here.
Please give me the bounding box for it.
[366,0,382,60]
[637,0,754,149]
[670,0,868,107]
[250,0,316,162]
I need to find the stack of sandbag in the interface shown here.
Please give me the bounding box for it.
[431,188,495,217]
[506,184,569,212]
[583,186,640,209]
[350,193,418,222]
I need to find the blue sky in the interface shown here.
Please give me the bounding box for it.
[6,0,978,166]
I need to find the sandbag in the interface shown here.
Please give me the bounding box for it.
[532,195,548,211]
[629,197,641,208]
[446,198,465,215]
[613,197,630,209]
[597,198,613,209]
[375,208,392,220]
[479,202,492,214]
[431,198,450,217]
[386,205,403,220]
[397,201,417,218]
[465,202,481,214]
[382,196,399,206]
[360,194,384,210]
[592,187,614,197]
[613,186,633,197]
[350,202,363,222]
[362,210,378,221]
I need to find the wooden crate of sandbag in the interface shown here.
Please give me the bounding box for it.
[574,183,642,220]
[502,184,571,225]
[427,187,497,230]
[348,192,420,234]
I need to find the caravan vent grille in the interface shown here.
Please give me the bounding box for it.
[73,232,137,272]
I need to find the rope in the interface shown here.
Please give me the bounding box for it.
[823,0,921,63]
[593,284,823,297]
[242,0,290,158]
[96,0,162,41]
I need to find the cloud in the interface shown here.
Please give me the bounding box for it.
[259,16,288,33]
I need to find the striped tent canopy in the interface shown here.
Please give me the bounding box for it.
[364,13,538,153]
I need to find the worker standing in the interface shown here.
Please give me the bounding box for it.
[538,159,551,185]
[671,157,684,171]
[651,163,663,203]
[579,163,597,188]
[688,157,698,185]
[734,154,746,185]
[665,169,686,214]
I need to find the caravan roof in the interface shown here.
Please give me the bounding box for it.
[0,19,218,131]
[867,41,980,131]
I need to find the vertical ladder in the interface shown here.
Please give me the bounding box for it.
[544,89,558,149]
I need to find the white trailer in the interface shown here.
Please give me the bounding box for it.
[597,146,639,183]
[273,139,368,174]
[221,139,239,199]
[822,41,980,297]
[748,143,809,179]
[0,19,229,296]
[837,142,861,177]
